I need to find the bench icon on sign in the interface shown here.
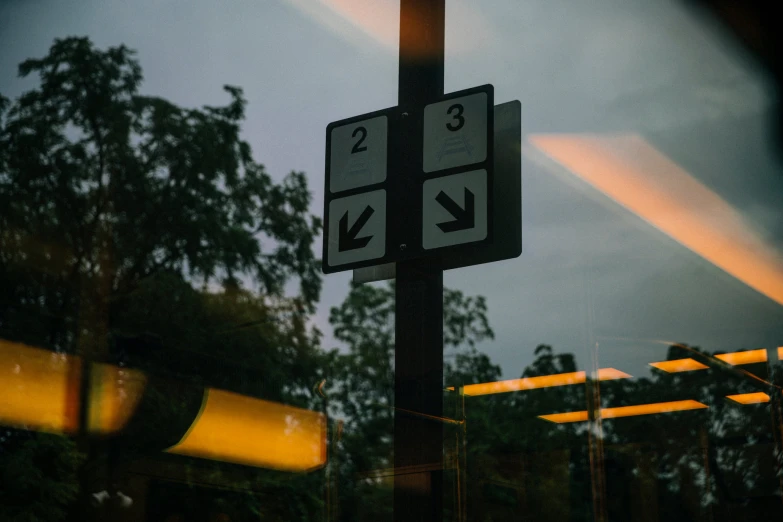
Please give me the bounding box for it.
[437,134,474,163]
[346,157,370,178]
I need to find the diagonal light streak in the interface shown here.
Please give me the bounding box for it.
[528,134,783,307]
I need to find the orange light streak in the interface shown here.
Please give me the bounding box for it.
[283,0,489,56]
[538,410,589,423]
[310,0,398,50]
[726,392,770,404]
[715,349,767,365]
[602,400,708,419]
[461,368,631,396]
[539,399,708,423]
[528,134,783,307]
[649,358,708,373]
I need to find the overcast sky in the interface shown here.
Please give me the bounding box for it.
[2,0,782,381]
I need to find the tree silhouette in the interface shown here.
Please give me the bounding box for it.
[0,36,320,357]
[0,36,323,522]
[324,280,495,522]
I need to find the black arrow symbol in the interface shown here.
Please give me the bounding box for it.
[436,188,475,233]
[339,206,375,251]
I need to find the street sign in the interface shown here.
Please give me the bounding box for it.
[422,169,488,249]
[326,190,386,267]
[322,85,496,274]
[441,100,521,270]
[353,100,521,281]
[423,92,488,173]
[329,115,388,193]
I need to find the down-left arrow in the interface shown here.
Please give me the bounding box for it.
[339,206,375,251]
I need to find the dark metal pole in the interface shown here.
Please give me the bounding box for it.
[394,1,445,521]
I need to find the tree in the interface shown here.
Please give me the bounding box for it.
[0,36,324,521]
[324,280,495,522]
[0,36,321,357]
[0,432,84,522]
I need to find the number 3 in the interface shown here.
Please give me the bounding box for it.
[446,103,465,132]
[351,126,368,153]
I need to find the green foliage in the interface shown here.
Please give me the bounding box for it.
[0,432,84,522]
[0,36,324,521]
[325,280,495,521]
[0,36,321,355]
[326,280,495,433]
[110,272,321,403]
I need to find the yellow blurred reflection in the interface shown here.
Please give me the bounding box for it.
[87,363,148,434]
[0,340,147,434]
[649,358,708,373]
[726,392,770,404]
[1,340,326,473]
[539,400,708,423]
[461,368,631,396]
[167,388,327,472]
[0,339,81,434]
[715,349,767,365]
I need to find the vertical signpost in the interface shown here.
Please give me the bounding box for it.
[395,2,445,521]
[322,1,520,519]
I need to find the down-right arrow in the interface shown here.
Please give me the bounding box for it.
[435,188,475,232]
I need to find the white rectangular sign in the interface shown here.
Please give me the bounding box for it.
[327,190,387,267]
[423,92,488,173]
[323,85,497,274]
[422,170,488,249]
[329,116,388,193]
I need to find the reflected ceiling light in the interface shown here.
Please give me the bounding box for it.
[714,349,767,365]
[777,346,783,362]
[0,340,146,435]
[602,400,708,419]
[538,410,589,423]
[167,388,327,472]
[539,399,708,423]
[649,358,708,373]
[726,392,770,404]
[528,134,783,307]
[87,363,148,435]
[1,340,326,473]
[0,339,81,434]
[284,0,398,51]
[596,368,631,380]
[461,368,630,396]
[283,0,489,57]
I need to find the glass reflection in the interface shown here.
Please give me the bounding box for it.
[0,339,326,472]
[450,343,783,521]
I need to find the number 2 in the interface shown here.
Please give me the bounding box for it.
[446,104,465,132]
[351,126,368,153]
